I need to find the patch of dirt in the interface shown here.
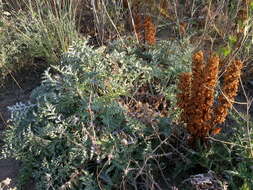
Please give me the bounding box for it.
[0,159,20,188]
[0,65,45,189]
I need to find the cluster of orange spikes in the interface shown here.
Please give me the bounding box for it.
[129,0,156,45]
[123,0,160,45]
[134,15,156,45]
[177,51,243,139]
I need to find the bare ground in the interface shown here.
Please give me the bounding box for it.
[0,66,45,189]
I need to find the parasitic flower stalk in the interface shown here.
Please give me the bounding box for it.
[177,72,192,124]
[188,53,220,138]
[130,0,156,44]
[133,14,156,45]
[191,51,205,98]
[197,55,220,137]
[177,51,243,140]
[187,51,206,137]
[144,16,156,45]
[213,60,243,125]
[134,14,143,42]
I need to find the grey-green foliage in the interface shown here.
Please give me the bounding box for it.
[107,38,192,102]
[2,38,193,189]
[224,111,253,189]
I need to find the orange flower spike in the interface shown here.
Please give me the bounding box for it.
[191,51,205,96]
[192,51,204,66]
[134,14,143,42]
[214,60,243,125]
[202,55,220,111]
[179,22,187,36]
[188,51,205,136]
[177,72,192,123]
[200,55,220,134]
[188,53,220,138]
[204,55,220,91]
[144,16,156,45]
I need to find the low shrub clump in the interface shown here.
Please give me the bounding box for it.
[1,1,253,189]
[2,37,252,189]
[1,38,193,189]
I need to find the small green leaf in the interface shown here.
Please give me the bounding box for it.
[221,46,231,56]
[228,35,237,45]
[0,21,3,27]
[250,2,253,10]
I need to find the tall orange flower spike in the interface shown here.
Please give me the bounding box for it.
[177,72,192,124]
[133,14,156,45]
[199,55,220,136]
[134,14,143,42]
[187,51,206,137]
[190,54,219,138]
[144,16,156,45]
[213,60,243,125]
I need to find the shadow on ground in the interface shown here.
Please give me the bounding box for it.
[0,65,45,189]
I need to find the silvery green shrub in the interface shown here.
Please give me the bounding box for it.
[2,39,193,189]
